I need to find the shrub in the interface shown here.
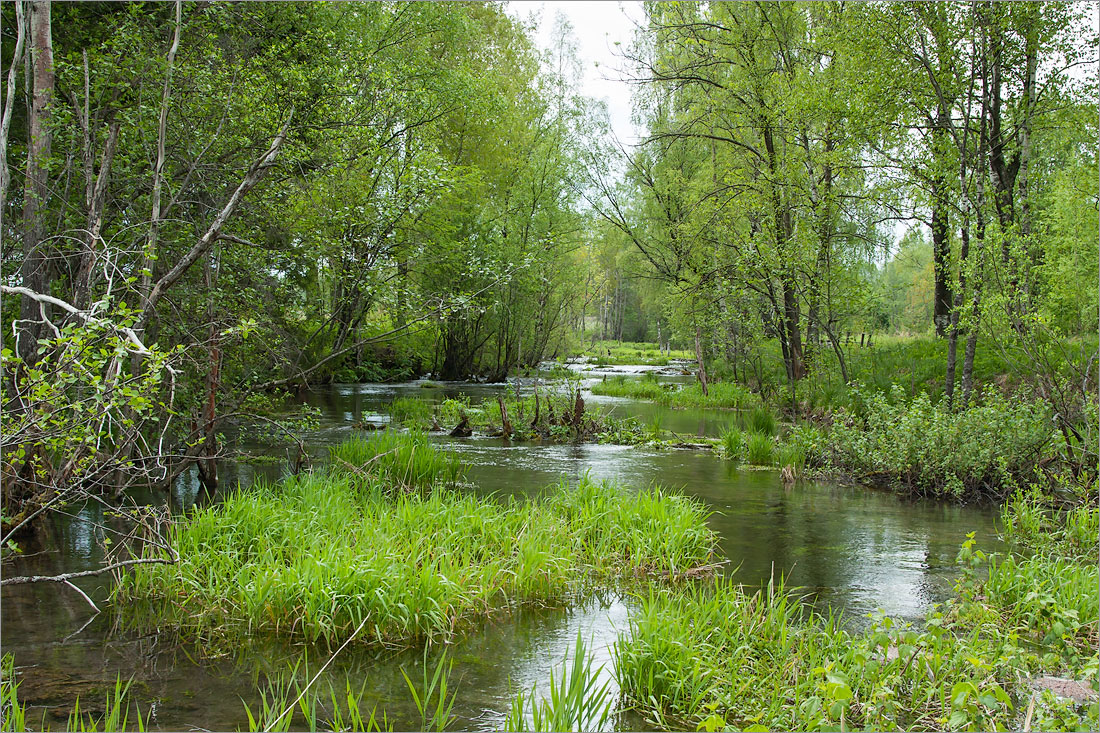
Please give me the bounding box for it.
[825,387,1056,498]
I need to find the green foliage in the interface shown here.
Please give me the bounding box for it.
[589,377,759,410]
[330,431,465,490]
[389,396,434,426]
[1,655,27,733]
[826,387,1056,498]
[116,443,715,647]
[504,633,612,732]
[617,578,1057,732]
[719,426,745,461]
[743,405,777,436]
[745,432,775,466]
[1001,482,1100,563]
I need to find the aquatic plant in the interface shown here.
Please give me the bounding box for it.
[330,430,465,489]
[0,655,26,733]
[390,396,434,424]
[719,426,745,461]
[616,577,1027,732]
[116,444,716,647]
[745,431,775,466]
[774,442,806,473]
[744,405,777,436]
[504,633,613,732]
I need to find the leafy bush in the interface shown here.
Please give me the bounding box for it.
[825,387,1056,498]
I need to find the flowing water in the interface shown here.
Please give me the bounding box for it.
[1,372,1001,731]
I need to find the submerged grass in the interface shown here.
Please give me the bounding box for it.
[117,437,716,649]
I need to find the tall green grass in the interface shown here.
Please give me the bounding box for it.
[745,431,775,466]
[504,633,613,732]
[617,578,1026,732]
[389,396,433,425]
[117,440,716,647]
[590,377,760,410]
[330,430,465,490]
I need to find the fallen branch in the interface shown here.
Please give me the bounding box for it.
[1,556,175,586]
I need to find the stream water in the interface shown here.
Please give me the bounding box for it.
[1,369,1002,731]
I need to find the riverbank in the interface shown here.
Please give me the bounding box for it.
[615,487,1099,731]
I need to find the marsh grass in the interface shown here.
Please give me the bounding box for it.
[616,578,1028,732]
[719,426,744,460]
[117,438,716,648]
[390,396,434,424]
[590,377,759,411]
[330,430,465,489]
[504,633,613,732]
[745,431,775,466]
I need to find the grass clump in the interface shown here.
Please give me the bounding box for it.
[745,431,775,466]
[330,430,464,490]
[389,396,433,425]
[616,489,1100,733]
[504,633,612,732]
[616,578,1031,732]
[590,377,760,410]
[743,405,777,435]
[117,439,716,648]
[719,426,745,460]
[591,375,668,401]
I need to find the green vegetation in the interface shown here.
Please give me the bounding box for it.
[591,377,760,410]
[576,340,693,366]
[616,492,1100,732]
[117,436,716,648]
[823,389,1058,499]
[330,431,465,490]
[504,633,613,732]
[0,658,147,733]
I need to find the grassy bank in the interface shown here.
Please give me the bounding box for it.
[615,488,1100,732]
[116,434,716,648]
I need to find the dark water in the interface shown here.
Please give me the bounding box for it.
[1,374,1001,731]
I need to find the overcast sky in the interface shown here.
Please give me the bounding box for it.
[507,1,645,147]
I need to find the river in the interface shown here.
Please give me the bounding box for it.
[1,369,1001,731]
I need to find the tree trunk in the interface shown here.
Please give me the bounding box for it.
[930,120,953,337]
[694,325,708,397]
[17,0,54,364]
[0,0,26,233]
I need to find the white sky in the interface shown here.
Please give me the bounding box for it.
[507,1,645,147]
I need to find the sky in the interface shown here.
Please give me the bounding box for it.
[506,1,645,147]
